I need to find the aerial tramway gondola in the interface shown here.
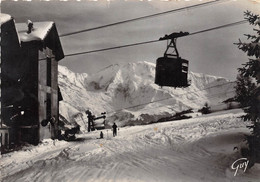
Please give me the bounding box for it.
[155,31,190,88]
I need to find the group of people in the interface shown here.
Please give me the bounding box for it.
[99,123,118,139]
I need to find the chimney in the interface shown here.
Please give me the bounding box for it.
[27,20,33,34]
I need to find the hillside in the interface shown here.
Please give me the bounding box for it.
[3,109,260,182]
[58,61,236,130]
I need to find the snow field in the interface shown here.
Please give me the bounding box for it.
[1,109,260,182]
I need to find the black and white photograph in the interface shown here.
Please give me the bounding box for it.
[0,0,260,181]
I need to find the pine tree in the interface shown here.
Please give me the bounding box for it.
[198,102,211,114]
[235,72,257,108]
[235,11,260,167]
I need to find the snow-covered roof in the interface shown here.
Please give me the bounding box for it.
[0,13,12,26]
[0,14,21,49]
[1,15,64,61]
[16,22,54,42]
[15,21,64,61]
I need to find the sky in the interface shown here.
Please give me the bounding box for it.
[1,0,260,80]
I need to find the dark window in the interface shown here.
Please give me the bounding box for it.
[47,57,51,87]
[5,133,8,146]
[46,93,51,118]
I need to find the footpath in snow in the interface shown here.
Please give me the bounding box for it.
[1,109,260,182]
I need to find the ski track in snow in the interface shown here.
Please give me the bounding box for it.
[1,109,260,182]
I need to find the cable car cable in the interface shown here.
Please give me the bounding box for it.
[59,0,228,37]
[39,19,247,61]
[189,20,247,36]
[57,20,247,59]
[64,40,159,58]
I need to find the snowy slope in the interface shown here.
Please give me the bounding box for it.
[58,61,236,128]
[2,109,260,182]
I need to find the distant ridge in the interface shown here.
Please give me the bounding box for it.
[58,61,235,129]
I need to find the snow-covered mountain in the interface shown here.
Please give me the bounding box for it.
[58,61,236,129]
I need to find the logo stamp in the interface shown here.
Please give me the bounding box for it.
[231,158,249,176]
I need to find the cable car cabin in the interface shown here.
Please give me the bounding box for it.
[155,57,189,87]
[155,31,190,88]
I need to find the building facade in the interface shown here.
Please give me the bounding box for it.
[1,14,64,152]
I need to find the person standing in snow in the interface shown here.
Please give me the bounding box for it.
[112,123,117,137]
[100,131,104,139]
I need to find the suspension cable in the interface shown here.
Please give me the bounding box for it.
[59,0,228,37]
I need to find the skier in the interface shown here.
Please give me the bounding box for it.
[100,131,104,139]
[112,123,117,137]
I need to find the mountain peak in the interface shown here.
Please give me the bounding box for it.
[58,61,235,128]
